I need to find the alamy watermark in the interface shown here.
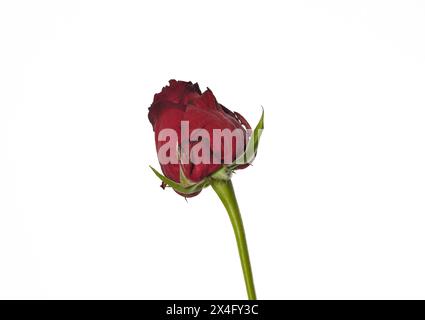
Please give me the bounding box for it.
[157,121,260,165]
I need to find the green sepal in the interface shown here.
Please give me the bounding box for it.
[149,166,206,195]
[176,146,197,187]
[179,163,197,187]
[231,108,264,169]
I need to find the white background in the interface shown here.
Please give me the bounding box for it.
[1,1,425,299]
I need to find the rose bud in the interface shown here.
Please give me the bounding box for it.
[148,80,254,196]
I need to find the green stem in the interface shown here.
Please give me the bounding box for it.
[210,179,257,300]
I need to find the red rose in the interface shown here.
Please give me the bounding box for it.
[148,80,251,195]
[148,80,263,299]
